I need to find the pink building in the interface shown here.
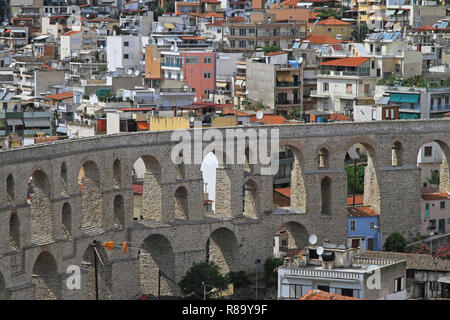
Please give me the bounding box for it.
[421,192,450,236]
[180,50,216,102]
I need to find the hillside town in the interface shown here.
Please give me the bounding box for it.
[0,0,449,301]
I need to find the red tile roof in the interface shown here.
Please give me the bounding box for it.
[250,114,288,125]
[317,18,350,26]
[422,192,450,201]
[347,206,379,217]
[309,12,320,19]
[303,34,340,44]
[45,92,74,100]
[206,20,225,26]
[62,30,81,36]
[200,12,224,18]
[330,113,352,121]
[265,51,287,56]
[180,36,206,40]
[319,57,369,67]
[228,16,245,22]
[41,64,54,71]
[133,184,143,195]
[347,194,364,206]
[274,187,291,198]
[300,289,360,300]
[200,0,221,3]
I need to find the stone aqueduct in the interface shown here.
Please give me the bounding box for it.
[0,120,449,299]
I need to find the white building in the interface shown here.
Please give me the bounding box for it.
[106,35,142,73]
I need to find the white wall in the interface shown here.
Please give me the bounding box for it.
[107,112,120,134]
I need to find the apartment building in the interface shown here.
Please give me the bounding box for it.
[311,18,354,41]
[106,35,142,73]
[311,56,377,115]
[421,192,450,236]
[120,10,154,36]
[357,0,387,30]
[222,12,307,52]
[246,51,303,114]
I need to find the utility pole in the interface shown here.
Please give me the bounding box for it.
[92,240,99,300]
[158,269,161,300]
[255,259,261,300]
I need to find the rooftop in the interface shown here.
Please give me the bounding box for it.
[319,57,369,67]
[300,289,360,300]
[317,18,350,26]
[45,92,73,100]
[303,34,340,45]
[422,192,450,201]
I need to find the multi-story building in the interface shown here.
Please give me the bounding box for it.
[41,16,69,40]
[421,192,450,236]
[347,205,382,251]
[233,60,247,107]
[60,28,98,59]
[120,10,154,36]
[0,27,29,50]
[246,51,303,115]
[278,244,407,300]
[311,56,377,115]
[222,12,307,52]
[357,0,387,30]
[106,35,143,73]
[310,18,354,41]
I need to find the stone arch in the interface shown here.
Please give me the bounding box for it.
[174,186,189,220]
[274,222,309,255]
[201,152,219,214]
[138,155,162,220]
[207,228,240,274]
[32,251,60,300]
[243,179,258,218]
[61,202,72,239]
[392,141,403,167]
[342,137,378,164]
[320,176,332,215]
[60,162,68,195]
[30,169,53,241]
[6,174,14,202]
[79,160,103,230]
[212,149,233,216]
[0,271,6,300]
[318,147,330,169]
[415,139,450,194]
[113,159,121,188]
[81,243,112,300]
[276,142,306,211]
[139,234,177,297]
[9,211,20,250]
[113,195,125,229]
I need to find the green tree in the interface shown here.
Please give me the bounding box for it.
[426,170,440,186]
[112,25,122,35]
[256,99,265,109]
[351,23,368,42]
[227,271,251,288]
[317,8,341,20]
[241,98,252,110]
[262,45,281,53]
[384,232,407,252]
[263,257,283,288]
[345,165,365,195]
[178,261,230,299]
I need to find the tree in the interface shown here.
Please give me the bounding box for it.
[178,261,230,299]
[345,165,365,195]
[317,8,341,20]
[410,242,431,255]
[434,242,450,260]
[227,271,251,288]
[426,170,440,186]
[384,232,407,252]
[263,257,283,288]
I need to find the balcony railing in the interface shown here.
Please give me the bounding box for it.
[319,70,371,77]
[280,267,361,281]
[276,100,301,105]
[276,81,301,87]
[162,62,183,68]
[430,104,450,111]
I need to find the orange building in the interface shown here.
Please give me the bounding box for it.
[311,18,353,41]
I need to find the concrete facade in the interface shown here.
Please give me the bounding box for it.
[0,120,449,299]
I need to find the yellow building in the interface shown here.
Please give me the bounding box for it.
[149,117,190,131]
[311,18,353,41]
[357,0,386,29]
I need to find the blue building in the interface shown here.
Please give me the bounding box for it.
[347,206,381,251]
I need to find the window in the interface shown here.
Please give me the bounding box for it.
[441,201,445,209]
[249,40,255,46]
[323,82,329,92]
[346,83,352,94]
[341,288,354,297]
[204,56,212,64]
[124,41,129,46]
[249,28,255,34]
[424,146,432,157]
[230,28,235,35]
[372,109,377,120]
[428,219,436,230]
[370,221,375,230]
[239,28,246,36]
[327,27,332,32]
[281,239,287,246]
[230,40,235,48]
[341,27,344,32]
[317,285,330,292]
[186,56,199,64]
[394,277,404,292]
[350,220,356,231]
[288,284,304,299]
[425,203,430,218]
[203,72,211,79]
[239,40,246,48]
[123,54,129,59]
[376,69,381,77]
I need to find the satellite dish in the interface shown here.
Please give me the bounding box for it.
[189,116,194,122]
[127,69,132,75]
[193,97,198,102]
[309,234,317,245]
[134,70,140,76]
[245,90,249,95]
[256,110,263,120]
[316,246,324,256]
[298,57,303,65]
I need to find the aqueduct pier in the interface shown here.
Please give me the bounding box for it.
[0,119,449,299]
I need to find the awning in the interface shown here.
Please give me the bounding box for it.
[396,10,403,15]
[216,82,228,88]
[377,96,390,105]
[56,126,67,134]
[399,112,419,119]
[277,72,293,82]
[235,79,244,86]
[24,118,51,127]
[136,121,149,131]
[163,23,176,29]
[438,276,450,284]
[7,119,23,126]
[389,93,420,103]
[386,10,396,15]
[385,22,394,28]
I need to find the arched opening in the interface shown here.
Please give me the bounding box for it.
[320,177,332,215]
[174,186,189,220]
[113,159,121,188]
[133,155,162,220]
[243,179,258,218]
[6,174,14,202]
[139,234,176,297]
[417,141,450,237]
[392,141,403,167]
[32,251,60,300]
[213,150,233,217]
[81,244,112,300]
[79,161,103,230]
[9,211,20,250]
[60,162,68,195]
[318,148,329,169]
[206,228,240,274]
[0,272,6,300]
[30,170,53,241]
[61,203,71,239]
[273,222,309,259]
[113,195,125,229]
[201,152,218,214]
[273,144,306,211]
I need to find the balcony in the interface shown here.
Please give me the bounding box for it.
[280,267,361,281]
[276,81,301,88]
[276,100,301,106]
[430,104,450,112]
[319,70,371,77]
[162,62,183,68]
